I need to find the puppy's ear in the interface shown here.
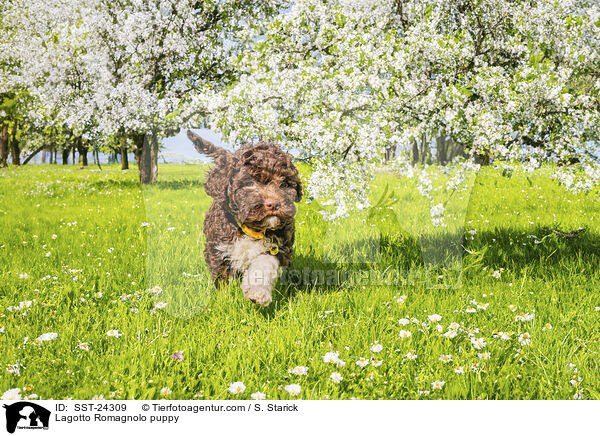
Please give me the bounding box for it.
[204,154,233,201]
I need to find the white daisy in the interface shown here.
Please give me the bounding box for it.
[1,388,21,401]
[355,358,369,368]
[370,343,383,353]
[288,366,309,376]
[228,382,246,394]
[518,332,531,346]
[515,312,535,322]
[36,332,58,343]
[106,330,122,338]
[405,351,417,360]
[322,351,346,367]
[330,372,343,383]
[284,384,301,396]
[444,330,458,339]
[470,337,486,349]
[431,380,446,389]
[439,354,452,363]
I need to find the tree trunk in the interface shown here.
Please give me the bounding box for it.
[384,145,395,163]
[72,146,76,165]
[120,136,129,170]
[77,138,88,167]
[419,132,431,165]
[412,139,419,165]
[436,134,447,165]
[0,123,8,168]
[132,133,144,164]
[10,122,20,165]
[62,146,71,164]
[10,140,20,165]
[81,150,88,167]
[94,148,102,170]
[139,131,158,184]
[121,147,129,169]
[446,137,455,161]
[23,144,46,164]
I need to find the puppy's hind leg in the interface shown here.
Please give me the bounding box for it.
[241,255,280,307]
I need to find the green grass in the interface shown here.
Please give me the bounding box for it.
[0,163,599,400]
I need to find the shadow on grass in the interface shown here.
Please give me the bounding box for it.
[89,179,142,190]
[258,226,600,316]
[88,177,206,191]
[259,234,427,317]
[463,226,600,278]
[150,179,205,190]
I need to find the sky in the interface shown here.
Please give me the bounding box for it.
[30,128,230,164]
[160,128,231,163]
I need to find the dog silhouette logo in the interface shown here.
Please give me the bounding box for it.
[3,402,50,433]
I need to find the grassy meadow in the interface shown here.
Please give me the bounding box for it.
[0,163,599,400]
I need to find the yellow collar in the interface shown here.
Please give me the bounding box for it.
[236,219,265,240]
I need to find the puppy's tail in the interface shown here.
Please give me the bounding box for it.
[187,130,229,158]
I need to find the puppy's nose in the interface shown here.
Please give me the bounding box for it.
[264,199,280,211]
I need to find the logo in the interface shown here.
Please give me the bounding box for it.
[2,402,50,434]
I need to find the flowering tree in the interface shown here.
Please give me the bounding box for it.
[208,0,600,219]
[0,2,13,166]
[2,0,100,167]
[88,0,284,181]
[0,1,33,166]
[8,0,284,180]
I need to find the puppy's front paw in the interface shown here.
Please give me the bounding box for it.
[242,285,273,307]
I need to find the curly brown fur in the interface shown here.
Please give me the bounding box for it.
[187,130,302,306]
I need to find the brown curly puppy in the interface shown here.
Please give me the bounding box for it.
[187,130,302,306]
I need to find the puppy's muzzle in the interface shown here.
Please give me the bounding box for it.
[264,216,281,229]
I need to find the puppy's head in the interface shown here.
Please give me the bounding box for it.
[204,141,302,231]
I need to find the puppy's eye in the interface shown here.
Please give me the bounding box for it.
[242,180,256,188]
